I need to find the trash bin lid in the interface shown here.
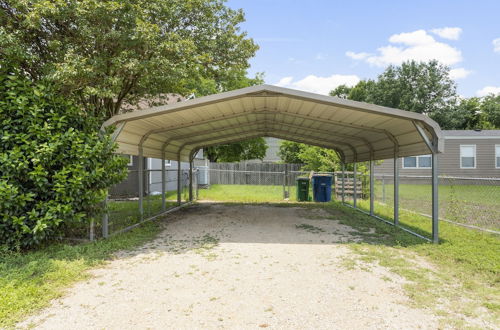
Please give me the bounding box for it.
[296,177,309,181]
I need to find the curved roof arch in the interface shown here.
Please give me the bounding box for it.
[103,84,443,163]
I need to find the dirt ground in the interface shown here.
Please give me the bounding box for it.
[20,204,439,329]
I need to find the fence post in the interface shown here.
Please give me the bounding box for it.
[341,163,345,203]
[162,157,166,212]
[432,152,439,243]
[353,163,357,208]
[102,196,109,238]
[89,219,95,241]
[394,157,400,226]
[189,158,193,201]
[382,176,386,204]
[370,160,374,216]
[138,151,144,220]
[177,152,182,205]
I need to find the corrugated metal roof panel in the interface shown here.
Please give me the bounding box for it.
[102,85,443,163]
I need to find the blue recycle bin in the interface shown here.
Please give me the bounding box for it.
[312,175,333,202]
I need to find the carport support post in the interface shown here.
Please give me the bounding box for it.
[341,163,345,203]
[394,157,400,226]
[432,152,439,243]
[177,152,182,205]
[138,149,144,220]
[161,157,166,212]
[370,159,374,216]
[189,156,193,202]
[353,163,357,208]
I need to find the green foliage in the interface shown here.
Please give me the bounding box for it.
[279,141,361,173]
[277,140,303,164]
[330,60,500,129]
[0,69,127,250]
[0,0,258,120]
[205,137,268,162]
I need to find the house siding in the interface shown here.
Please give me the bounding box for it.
[375,137,500,178]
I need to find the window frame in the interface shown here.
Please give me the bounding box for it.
[460,144,476,169]
[127,155,133,167]
[402,154,432,169]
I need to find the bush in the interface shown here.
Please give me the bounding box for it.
[0,69,127,250]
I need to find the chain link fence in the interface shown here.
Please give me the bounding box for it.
[205,162,499,233]
[72,168,198,240]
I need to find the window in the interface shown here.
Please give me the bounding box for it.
[165,159,171,167]
[127,155,133,166]
[460,145,476,169]
[496,145,500,169]
[403,155,431,168]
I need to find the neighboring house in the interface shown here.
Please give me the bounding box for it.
[110,151,205,197]
[375,130,500,178]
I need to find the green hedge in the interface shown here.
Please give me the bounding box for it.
[0,69,127,250]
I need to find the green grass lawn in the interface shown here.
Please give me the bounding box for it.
[374,182,500,230]
[0,222,161,328]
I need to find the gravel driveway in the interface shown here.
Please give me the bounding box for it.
[21,204,438,329]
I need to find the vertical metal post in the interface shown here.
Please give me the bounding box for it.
[341,163,345,203]
[138,151,144,220]
[394,157,400,225]
[432,152,439,243]
[102,196,109,238]
[89,219,95,241]
[282,164,286,199]
[382,176,386,204]
[161,156,166,212]
[353,163,357,208]
[370,160,374,216]
[177,152,182,205]
[189,157,193,201]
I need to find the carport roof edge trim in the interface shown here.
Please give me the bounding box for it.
[102,84,444,162]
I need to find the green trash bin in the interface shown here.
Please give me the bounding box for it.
[296,177,310,201]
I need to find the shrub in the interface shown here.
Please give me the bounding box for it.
[0,69,127,250]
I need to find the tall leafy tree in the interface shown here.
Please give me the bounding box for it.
[330,60,462,129]
[0,0,258,121]
[205,138,268,162]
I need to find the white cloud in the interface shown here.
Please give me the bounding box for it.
[476,86,500,97]
[493,38,500,53]
[346,51,370,60]
[275,74,360,95]
[389,30,435,45]
[347,29,463,67]
[449,68,472,80]
[430,27,462,40]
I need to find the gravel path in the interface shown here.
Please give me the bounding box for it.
[20,204,438,329]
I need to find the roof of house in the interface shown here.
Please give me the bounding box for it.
[443,130,500,137]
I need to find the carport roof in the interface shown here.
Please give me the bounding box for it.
[102,84,443,163]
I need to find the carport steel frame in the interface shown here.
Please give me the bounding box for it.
[100,85,441,243]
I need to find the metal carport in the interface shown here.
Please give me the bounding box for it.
[102,84,443,243]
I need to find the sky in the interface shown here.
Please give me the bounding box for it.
[227,0,500,97]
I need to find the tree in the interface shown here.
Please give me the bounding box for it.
[481,94,500,128]
[330,60,462,129]
[0,0,258,121]
[277,141,303,164]
[205,138,268,162]
[0,68,127,250]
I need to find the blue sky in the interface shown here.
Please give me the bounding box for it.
[227,0,500,97]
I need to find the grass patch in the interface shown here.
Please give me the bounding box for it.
[295,223,325,233]
[198,184,295,203]
[0,222,161,328]
[322,200,500,326]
